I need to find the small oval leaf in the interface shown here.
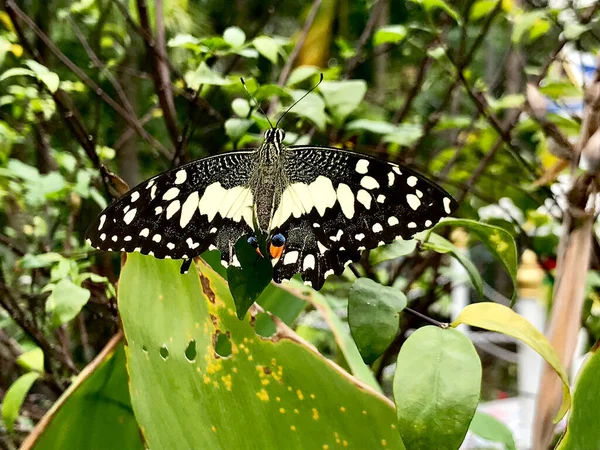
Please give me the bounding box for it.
[393,326,481,450]
[348,278,407,364]
[452,303,571,421]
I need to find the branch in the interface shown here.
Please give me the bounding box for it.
[6,1,172,160]
[136,0,180,150]
[343,0,386,78]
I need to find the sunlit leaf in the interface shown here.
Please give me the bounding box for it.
[16,347,44,373]
[184,62,233,89]
[223,26,246,47]
[452,303,571,421]
[225,118,253,142]
[286,66,320,87]
[394,326,481,449]
[319,80,367,126]
[369,239,417,266]
[373,25,408,46]
[45,279,91,327]
[2,372,40,433]
[253,36,280,64]
[118,254,405,448]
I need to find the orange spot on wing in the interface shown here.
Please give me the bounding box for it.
[269,244,284,259]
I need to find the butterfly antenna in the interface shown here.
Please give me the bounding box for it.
[276,73,324,129]
[240,77,274,129]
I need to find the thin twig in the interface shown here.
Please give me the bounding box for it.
[6,1,173,159]
[343,0,385,78]
[136,0,180,150]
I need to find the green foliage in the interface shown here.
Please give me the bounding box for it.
[26,342,143,450]
[2,372,40,433]
[393,326,481,450]
[556,344,600,449]
[469,411,516,450]
[227,237,273,319]
[348,278,407,364]
[118,254,404,449]
[452,303,571,420]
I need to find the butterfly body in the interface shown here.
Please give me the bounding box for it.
[86,128,457,289]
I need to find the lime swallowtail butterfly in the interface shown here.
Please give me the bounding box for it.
[86,80,457,290]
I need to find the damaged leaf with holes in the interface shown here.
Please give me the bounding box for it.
[118,254,405,449]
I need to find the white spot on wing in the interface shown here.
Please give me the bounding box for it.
[360,176,379,190]
[355,233,365,241]
[373,223,383,233]
[150,185,157,200]
[155,206,163,215]
[112,235,118,242]
[336,183,355,219]
[324,269,334,278]
[152,234,162,243]
[310,176,336,216]
[357,189,371,209]
[377,194,386,203]
[139,228,150,237]
[416,189,423,198]
[407,176,418,187]
[425,220,432,227]
[131,191,140,202]
[408,222,417,228]
[98,214,106,230]
[443,197,452,214]
[125,235,132,242]
[124,208,137,224]
[163,187,180,201]
[317,241,328,254]
[166,200,181,219]
[392,166,401,175]
[303,254,315,270]
[180,192,199,228]
[406,194,421,210]
[175,169,187,185]
[284,251,299,265]
[388,216,399,226]
[167,242,175,250]
[388,172,395,187]
[100,233,106,241]
[355,159,369,174]
[186,237,199,249]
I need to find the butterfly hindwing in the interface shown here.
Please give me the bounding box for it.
[86,151,255,269]
[270,146,458,286]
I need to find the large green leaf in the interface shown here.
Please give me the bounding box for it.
[393,326,481,450]
[348,279,407,364]
[119,254,404,449]
[452,303,571,421]
[23,335,142,450]
[556,343,600,449]
[433,219,518,303]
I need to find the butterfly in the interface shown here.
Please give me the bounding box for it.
[86,123,457,290]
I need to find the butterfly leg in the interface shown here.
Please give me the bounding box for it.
[180,258,193,274]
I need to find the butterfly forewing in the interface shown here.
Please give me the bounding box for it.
[270,146,458,289]
[86,151,255,270]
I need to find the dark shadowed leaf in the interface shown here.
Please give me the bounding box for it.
[227,238,273,319]
[348,279,407,364]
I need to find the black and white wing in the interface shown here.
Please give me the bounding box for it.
[271,147,458,289]
[86,151,255,272]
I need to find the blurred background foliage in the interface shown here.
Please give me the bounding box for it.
[0,0,599,447]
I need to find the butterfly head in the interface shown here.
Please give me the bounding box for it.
[264,128,286,145]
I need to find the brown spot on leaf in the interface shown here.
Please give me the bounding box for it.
[199,273,215,303]
[209,314,218,328]
[263,366,272,375]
